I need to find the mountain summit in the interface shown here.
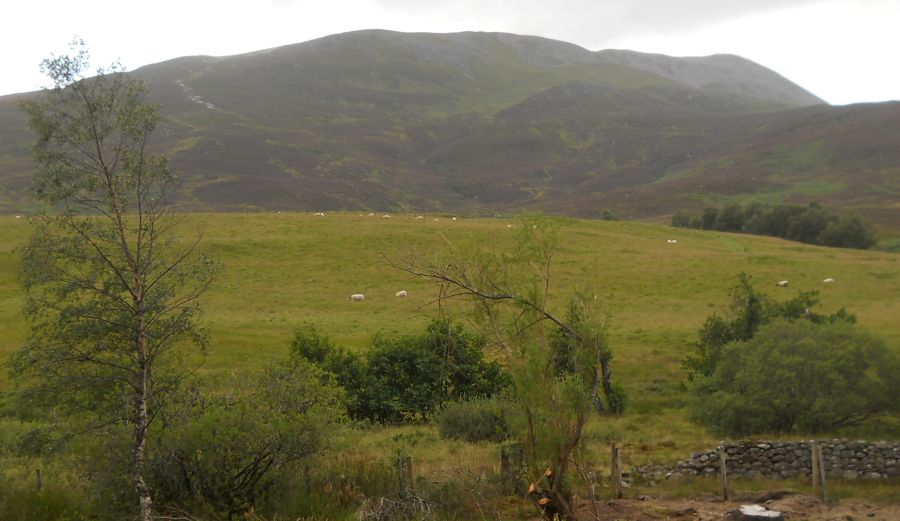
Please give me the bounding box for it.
[0,30,895,229]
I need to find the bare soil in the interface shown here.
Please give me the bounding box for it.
[566,493,899,520]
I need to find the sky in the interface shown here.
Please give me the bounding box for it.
[2,0,898,105]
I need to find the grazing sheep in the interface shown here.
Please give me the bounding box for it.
[395,290,407,297]
[667,239,678,244]
[822,278,835,283]
[314,212,325,216]
[382,214,391,218]
[349,294,365,302]
[776,280,789,287]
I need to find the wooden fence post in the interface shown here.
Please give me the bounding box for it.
[35,468,42,491]
[719,444,729,501]
[500,442,524,496]
[610,442,623,499]
[817,444,827,504]
[811,441,820,501]
[397,453,413,492]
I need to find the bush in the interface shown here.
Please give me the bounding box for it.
[683,273,855,380]
[292,319,510,424]
[437,398,511,442]
[149,360,346,517]
[691,320,900,436]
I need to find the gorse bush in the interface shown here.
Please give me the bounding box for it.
[291,319,510,424]
[436,398,511,442]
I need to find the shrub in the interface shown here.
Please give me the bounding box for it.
[691,320,900,436]
[291,319,510,424]
[683,273,855,380]
[149,360,346,518]
[437,398,511,442]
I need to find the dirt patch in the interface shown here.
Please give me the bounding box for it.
[557,494,900,520]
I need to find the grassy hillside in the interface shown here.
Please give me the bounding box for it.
[5,31,895,235]
[2,213,897,402]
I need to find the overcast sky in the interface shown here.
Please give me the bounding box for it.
[2,0,897,105]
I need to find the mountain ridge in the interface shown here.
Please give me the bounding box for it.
[0,30,895,232]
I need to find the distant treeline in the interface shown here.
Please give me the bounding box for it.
[671,202,877,249]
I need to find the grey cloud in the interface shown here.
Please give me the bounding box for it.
[368,0,828,46]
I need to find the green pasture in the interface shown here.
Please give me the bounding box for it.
[0,212,898,461]
[1,212,898,391]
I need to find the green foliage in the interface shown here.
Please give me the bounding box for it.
[671,202,878,249]
[683,273,855,380]
[691,320,900,436]
[600,210,617,221]
[0,481,96,521]
[819,213,878,249]
[292,319,509,424]
[670,211,691,228]
[436,398,511,442]
[13,41,217,519]
[148,360,345,518]
[398,215,616,519]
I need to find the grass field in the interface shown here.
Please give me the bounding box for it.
[1,212,898,472]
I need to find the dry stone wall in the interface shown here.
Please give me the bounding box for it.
[663,440,899,480]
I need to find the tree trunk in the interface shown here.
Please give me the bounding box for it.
[134,311,154,521]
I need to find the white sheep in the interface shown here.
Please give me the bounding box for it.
[349,294,365,302]
[822,278,835,283]
[776,280,789,287]
[395,290,407,297]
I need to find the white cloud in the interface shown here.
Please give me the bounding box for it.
[1,0,897,103]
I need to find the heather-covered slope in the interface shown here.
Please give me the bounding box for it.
[0,30,895,230]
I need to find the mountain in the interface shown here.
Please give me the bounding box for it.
[0,30,896,231]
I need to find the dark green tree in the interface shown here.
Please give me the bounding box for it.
[11,42,215,520]
[692,320,900,436]
[819,213,878,249]
[670,211,691,228]
[683,273,855,380]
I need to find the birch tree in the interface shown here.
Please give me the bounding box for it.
[12,42,215,521]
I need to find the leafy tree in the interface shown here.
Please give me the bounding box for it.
[786,203,830,243]
[11,42,215,520]
[700,207,718,230]
[715,203,744,231]
[670,202,877,250]
[692,320,900,436]
[395,215,615,519]
[670,211,691,228]
[819,213,878,249]
[683,273,855,380]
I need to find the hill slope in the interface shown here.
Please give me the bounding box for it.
[0,30,896,230]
